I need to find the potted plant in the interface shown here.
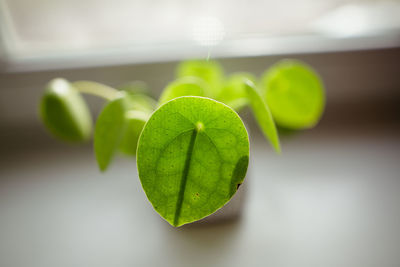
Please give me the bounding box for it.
[39,59,325,227]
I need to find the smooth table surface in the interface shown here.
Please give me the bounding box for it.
[0,126,399,267]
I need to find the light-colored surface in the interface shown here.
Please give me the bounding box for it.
[1,0,400,71]
[0,128,399,267]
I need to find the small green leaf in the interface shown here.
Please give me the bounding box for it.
[137,96,249,227]
[94,94,127,171]
[176,60,224,97]
[261,59,325,129]
[39,78,92,142]
[218,72,256,111]
[119,110,149,156]
[118,93,155,156]
[95,92,155,169]
[245,80,281,154]
[158,77,209,105]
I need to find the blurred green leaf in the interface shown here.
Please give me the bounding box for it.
[94,95,128,171]
[39,78,92,142]
[118,93,155,156]
[119,110,149,156]
[245,80,281,154]
[218,72,256,111]
[176,60,224,98]
[158,76,209,105]
[261,59,325,129]
[95,92,155,170]
[137,96,249,226]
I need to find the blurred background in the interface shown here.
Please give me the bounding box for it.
[0,0,399,266]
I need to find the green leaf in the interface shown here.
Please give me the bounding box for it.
[118,93,155,156]
[137,96,249,227]
[261,59,325,129]
[176,60,224,98]
[158,77,209,105]
[245,80,281,154]
[94,94,127,171]
[218,72,256,111]
[119,110,149,156]
[39,78,92,142]
[95,92,155,169]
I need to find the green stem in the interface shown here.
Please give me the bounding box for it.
[206,49,211,61]
[72,81,120,101]
[125,110,151,121]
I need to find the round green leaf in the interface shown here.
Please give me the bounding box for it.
[261,59,325,129]
[245,80,281,154]
[176,60,224,97]
[218,72,256,111]
[94,94,127,171]
[158,77,209,105]
[39,78,92,142]
[137,96,249,227]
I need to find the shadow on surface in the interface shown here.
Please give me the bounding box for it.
[161,217,243,265]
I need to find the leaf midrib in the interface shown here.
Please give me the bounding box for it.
[173,127,198,226]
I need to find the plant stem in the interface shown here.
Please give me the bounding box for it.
[72,81,121,101]
[206,49,211,61]
[125,110,151,121]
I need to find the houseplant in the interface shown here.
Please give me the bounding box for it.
[39,59,325,227]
